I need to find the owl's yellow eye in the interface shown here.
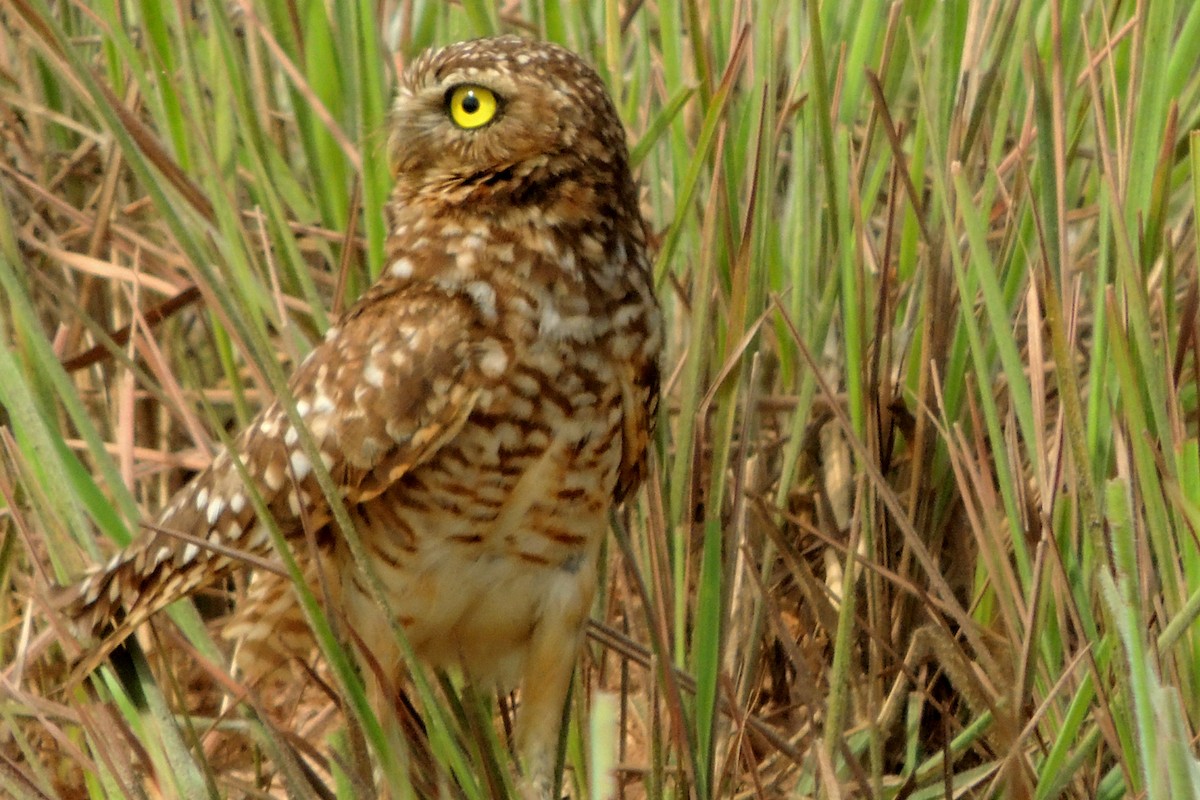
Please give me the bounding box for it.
[448,85,498,129]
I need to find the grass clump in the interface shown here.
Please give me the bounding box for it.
[3,1,1200,798]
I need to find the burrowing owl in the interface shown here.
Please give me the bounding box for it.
[57,35,662,797]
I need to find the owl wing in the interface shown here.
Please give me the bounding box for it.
[56,283,488,648]
[613,357,661,503]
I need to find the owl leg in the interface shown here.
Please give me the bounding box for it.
[338,578,414,796]
[337,567,405,718]
[513,633,573,800]
[515,609,588,800]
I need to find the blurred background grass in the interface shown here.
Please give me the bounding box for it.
[3,1,1200,798]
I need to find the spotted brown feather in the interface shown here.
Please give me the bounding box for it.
[55,35,662,800]
[58,286,488,643]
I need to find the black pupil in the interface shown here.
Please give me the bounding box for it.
[461,91,480,115]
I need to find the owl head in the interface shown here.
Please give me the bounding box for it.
[388,36,633,214]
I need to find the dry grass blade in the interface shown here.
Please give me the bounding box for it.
[4,2,1200,798]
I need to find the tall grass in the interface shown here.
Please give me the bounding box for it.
[3,1,1200,798]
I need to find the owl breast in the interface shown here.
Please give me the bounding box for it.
[336,328,627,688]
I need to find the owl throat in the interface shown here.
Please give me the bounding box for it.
[385,165,650,336]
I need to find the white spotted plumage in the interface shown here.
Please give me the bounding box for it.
[56,35,662,800]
